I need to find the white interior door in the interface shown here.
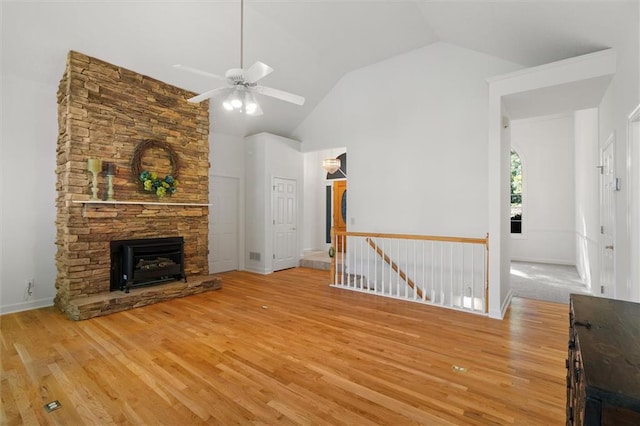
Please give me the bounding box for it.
[209,176,239,273]
[273,177,298,271]
[600,135,616,297]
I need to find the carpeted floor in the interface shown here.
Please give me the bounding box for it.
[510,261,592,304]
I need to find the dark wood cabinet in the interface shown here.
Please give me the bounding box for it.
[567,294,640,425]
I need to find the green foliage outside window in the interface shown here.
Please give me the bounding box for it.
[511,149,522,233]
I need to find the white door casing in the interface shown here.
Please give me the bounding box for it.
[600,134,616,297]
[629,105,640,302]
[209,176,239,273]
[272,177,298,271]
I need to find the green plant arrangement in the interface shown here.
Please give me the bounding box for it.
[139,171,178,198]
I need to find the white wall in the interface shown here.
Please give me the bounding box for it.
[244,132,303,274]
[574,108,600,290]
[211,131,245,181]
[302,150,326,253]
[294,42,522,318]
[295,42,521,239]
[1,73,59,314]
[209,130,245,271]
[597,9,640,300]
[510,114,576,265]
[630,111,640,302]
[245,135,267,273]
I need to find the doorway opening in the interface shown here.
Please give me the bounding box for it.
[333,180,347,252]
[508,115,589,304]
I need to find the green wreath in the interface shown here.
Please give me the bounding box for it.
[131,140,180,198]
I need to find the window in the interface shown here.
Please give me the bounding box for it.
[511,149,523,234]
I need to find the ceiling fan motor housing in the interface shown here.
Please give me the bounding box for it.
[225,68,246,84]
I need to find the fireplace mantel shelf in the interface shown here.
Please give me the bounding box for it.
[72,200,211,207]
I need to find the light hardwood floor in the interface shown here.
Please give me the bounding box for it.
[1,268,568,425]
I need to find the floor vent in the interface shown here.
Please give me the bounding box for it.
[44,401,62,413]
[451,365,467,373]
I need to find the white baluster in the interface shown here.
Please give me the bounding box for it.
[461,244,465,309]
[440,243,444,305]
[449,243,453,308]
[414,240,418,300]
[431,241,435,302]
[359,236,363,290]
[421,240,427,301]
[396,239,400,297]
[341,235,345,287]
[373,238,377,293]
[470,244,474,311]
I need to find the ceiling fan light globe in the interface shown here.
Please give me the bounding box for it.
[243,89,260,115]
[222,101,233,111]
[231,98,243,108]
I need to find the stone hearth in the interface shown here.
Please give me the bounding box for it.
[55,51,218,320]
[67,275,221,321]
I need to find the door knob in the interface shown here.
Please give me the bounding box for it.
[605,245,614,250]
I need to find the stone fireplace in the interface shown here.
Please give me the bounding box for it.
[55,51,219,320]
[110,237,186,292]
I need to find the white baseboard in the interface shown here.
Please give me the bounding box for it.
[0,298,54,315]
[501,289,513,319]
[489,289,513,319]
[302,248,329,257]
[510,256,575,266]
[243,266,272,275]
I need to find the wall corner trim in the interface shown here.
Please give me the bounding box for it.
[489,289,513,320]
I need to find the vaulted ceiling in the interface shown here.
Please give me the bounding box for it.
[2,1,638,138]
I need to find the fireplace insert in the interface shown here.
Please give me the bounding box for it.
[110,237,186,292]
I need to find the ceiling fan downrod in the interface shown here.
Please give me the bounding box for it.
[240,0,244,70]
[174,0,305,109]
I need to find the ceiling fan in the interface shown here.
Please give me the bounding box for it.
[174,0,305,115]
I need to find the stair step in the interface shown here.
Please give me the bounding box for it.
[300,259,331,271]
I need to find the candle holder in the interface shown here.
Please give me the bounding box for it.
[105,163,116,201]
[87,159,102,201]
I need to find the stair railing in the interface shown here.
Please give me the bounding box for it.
[330,230,489,314]
[365,237,425,300]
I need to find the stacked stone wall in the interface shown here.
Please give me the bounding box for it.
[55,51,210,317]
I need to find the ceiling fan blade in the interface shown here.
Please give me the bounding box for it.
[255,86,305,106]
[173,64,225,81]
[187,87,228,103]
[244,61,274,84]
